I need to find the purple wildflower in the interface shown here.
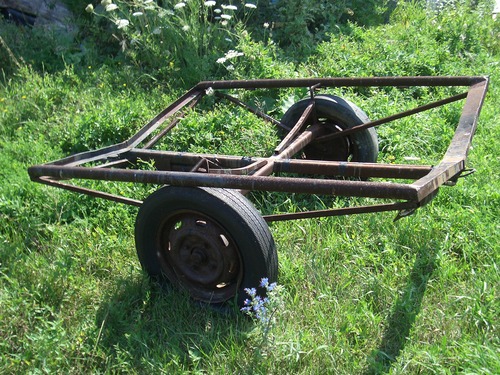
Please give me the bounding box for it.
[241,278,279,326]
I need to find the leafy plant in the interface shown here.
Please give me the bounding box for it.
[246,0,397,58]
[85,0,260,83]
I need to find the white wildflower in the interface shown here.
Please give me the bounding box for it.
[205,87,215,96]
[226,64,235,71]
[221,20,228,25]
[182,25,190,31]
[216,57,227,64]
[85,4,94,13]
[143,0,154,3]
[174,2,186,9]
[115,19,130,29]
[245,3,257,9]
[225,50,244,59]
[222,4,237,10]
[263,22,269,28]
[101,0,112,6]
[214,8,222,13]
[204,1,216,6]
[106,4,118,11]
[132,12,143,17]
[221,14,231,20]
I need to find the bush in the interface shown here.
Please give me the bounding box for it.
[307,0,500,78]
[243,0,397,59]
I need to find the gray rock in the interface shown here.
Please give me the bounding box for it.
[0,0,74,29]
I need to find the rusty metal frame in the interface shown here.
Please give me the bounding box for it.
[28,76,489,222]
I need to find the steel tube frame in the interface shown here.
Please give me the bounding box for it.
[28,76,489,221]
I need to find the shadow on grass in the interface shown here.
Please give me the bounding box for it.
[94,276,251,371]
[365,245,438,374]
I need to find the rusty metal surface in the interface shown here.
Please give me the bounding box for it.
[29,164,419,200]
[263,201,418,222]
[28,76,489,220]
[196,76,486,90]
[315,91,469,143]
[411,79,489,202]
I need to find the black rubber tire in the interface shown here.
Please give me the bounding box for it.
[280,95,378,162]
[135,186,277,306]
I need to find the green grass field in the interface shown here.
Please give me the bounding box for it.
[1,1,499,373]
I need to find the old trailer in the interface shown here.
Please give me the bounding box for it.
[28,76,489,306]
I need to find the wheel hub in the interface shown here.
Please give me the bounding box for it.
[305,122,351,161]
[189,248,207,265]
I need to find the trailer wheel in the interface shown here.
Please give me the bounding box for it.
[280,95,378,162]
[135,186,277,306]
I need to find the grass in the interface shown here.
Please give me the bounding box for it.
[1,1,499,373]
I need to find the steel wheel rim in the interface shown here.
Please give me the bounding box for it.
[157,210,243,303]
[305,119,352,161]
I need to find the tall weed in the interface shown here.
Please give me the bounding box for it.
[86,0,260,83]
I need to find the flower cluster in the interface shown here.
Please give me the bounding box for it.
[86,1,131,28]
[241,277,277,325]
